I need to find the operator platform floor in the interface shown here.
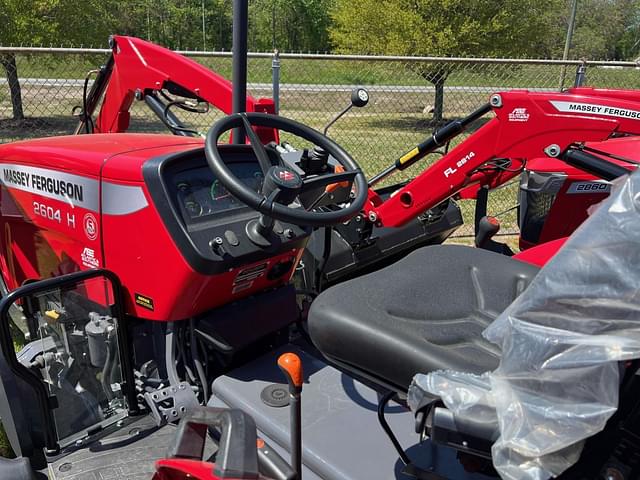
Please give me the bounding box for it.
[45,414,216,480]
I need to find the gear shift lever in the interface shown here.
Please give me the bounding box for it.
[278,353,303,480]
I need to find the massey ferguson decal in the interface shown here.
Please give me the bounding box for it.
[0,163,149,215]
[83,213,99,240]
[1,164,98,210]
[508,108,530,122]
[550,101,640,120]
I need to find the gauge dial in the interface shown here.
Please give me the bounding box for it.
[210,179,232,201]
[184,200,203,217]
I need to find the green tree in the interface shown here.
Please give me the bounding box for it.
[542,0,639,60]
[0,0,118,121]
[330,0,554,123]
[0,0,57,120]
[109,0,233,51]
[248,0,333,52]
[616,6,640,60]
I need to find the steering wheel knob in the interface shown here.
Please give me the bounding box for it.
[262,166,303,205]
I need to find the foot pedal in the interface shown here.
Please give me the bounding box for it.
[144,382,199,426]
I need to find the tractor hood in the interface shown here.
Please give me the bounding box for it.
[0,133,203,180]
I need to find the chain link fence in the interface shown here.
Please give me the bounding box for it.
[2,46,639,236]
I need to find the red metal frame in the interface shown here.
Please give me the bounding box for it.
[366,87,640,227]
[93,35,277,143]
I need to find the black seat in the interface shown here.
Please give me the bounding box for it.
[308,245,539,391]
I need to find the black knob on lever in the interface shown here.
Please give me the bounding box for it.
[475,216,514,256]
[351,87,369,108]
[475,215,501,248]
[323,87,370,136]
[278,353,303,480]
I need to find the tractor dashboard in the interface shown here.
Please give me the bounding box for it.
[142,145,311,279]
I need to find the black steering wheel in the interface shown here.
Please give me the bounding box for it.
[204,112,368,229]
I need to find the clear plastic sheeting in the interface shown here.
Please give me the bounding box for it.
[408,170,640,480]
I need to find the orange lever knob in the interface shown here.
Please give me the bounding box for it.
[325,164,350,193]
[278,352,303,389]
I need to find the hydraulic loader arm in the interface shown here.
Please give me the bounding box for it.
[78,35,277,142]
[366,87,640,227]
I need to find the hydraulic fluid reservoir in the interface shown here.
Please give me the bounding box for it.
[85,312,114,368]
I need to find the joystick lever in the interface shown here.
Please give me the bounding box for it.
[475,215,501,248]
[475,216,514,256]
[278,353,303,480]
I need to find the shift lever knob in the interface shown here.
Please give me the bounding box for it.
[475,215,501,248]
[278,353,303,393]
[278,353,303,479]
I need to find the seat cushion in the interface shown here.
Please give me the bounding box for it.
[308,245,539,391]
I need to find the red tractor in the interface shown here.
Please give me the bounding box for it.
[0,33,639,480]
[66,35,638,275]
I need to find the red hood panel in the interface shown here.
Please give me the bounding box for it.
[0,133,202,178]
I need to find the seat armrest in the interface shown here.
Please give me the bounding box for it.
[429,407,497,459]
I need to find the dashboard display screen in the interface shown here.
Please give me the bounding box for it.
[173,162,264,222]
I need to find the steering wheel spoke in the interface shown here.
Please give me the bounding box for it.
[240,113,273,175]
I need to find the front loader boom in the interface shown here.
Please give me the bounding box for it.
[366,87,640,227]
[77,35,277,143]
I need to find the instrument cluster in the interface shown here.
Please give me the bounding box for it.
[173,162,264,223]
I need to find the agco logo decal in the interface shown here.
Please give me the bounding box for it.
[81,247,99,269]
[83,212,98,240]
[508,108,530,122]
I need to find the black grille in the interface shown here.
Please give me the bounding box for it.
[519,189,558,244]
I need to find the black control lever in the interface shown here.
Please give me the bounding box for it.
[323,87,369,136]
[297,88,369,176]
[475,216,501,248]
[475,216,513,256]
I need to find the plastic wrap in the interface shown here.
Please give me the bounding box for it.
[408,170,640,480]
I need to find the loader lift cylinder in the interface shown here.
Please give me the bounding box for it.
[232,0,249,144]
[368,103,492,187]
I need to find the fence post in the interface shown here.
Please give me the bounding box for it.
[272,49,280,114]
[574,61,587,87]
